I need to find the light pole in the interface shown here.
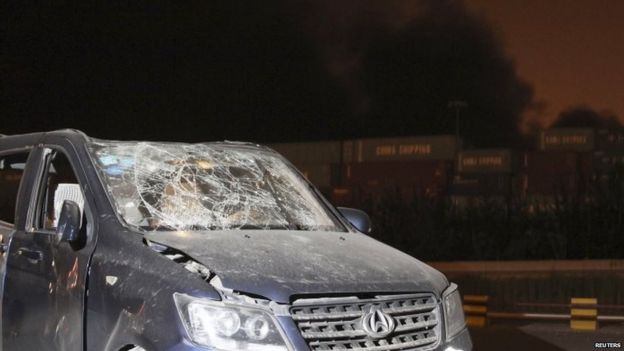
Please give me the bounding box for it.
[448,100,468,152]
[448,100,468,186]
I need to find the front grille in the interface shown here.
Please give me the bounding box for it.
[290,294,441,351]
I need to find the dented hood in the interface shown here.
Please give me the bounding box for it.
[146,230,449,303]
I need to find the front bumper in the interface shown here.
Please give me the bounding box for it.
[163,325,472,351]
[162,293,472,351]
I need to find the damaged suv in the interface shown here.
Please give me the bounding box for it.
[0,130,471,351]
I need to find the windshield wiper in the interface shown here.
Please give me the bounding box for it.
[235,224,291,230]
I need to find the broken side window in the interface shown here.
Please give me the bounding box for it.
[0,151,30,225]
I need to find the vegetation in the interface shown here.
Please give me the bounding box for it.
[360,167,624,261]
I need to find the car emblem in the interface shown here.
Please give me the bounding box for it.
[361,305,396,339]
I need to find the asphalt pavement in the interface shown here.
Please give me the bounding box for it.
[469,321,624,351]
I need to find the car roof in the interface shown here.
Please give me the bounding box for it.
[0,129,273,153]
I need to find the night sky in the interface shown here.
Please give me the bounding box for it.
[1,0,621,146]
[467,0,624,130]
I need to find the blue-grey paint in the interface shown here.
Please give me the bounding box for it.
[0,130,472,351]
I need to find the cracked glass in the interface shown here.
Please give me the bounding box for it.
[88,141,344,232]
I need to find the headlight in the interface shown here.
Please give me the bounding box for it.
[443,283,466,339]
[174,293,292,350]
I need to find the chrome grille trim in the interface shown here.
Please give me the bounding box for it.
[290,293,441,351]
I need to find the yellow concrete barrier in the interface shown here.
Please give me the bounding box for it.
[463,295,489,327]
[570,297,598,331]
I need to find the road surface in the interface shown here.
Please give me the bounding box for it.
[470,321,623,351]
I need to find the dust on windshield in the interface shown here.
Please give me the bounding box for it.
[88,141,344,232]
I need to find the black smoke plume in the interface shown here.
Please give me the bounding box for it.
[1,0,533,146]
[552,106,622,129]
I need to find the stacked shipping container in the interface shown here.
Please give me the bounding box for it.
[520,128,595,197]
[453,149,515,199]
[267,127,624,206]
[269,136,457,205]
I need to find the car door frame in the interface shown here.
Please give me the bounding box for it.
[2,135,100,351]
[0,144,37,351]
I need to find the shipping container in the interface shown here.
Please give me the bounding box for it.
[537,128,594,152]
[344,136,458,163]
[521,151,594,196]
[593,128,624,173]
[267,141,343,192]
[592,151,624,174]
[450,174,514,197]
[294,162,332,189]
[270,136,458,164]
[330,187,353,207]
[267,141,343,164]
[458,149,512,174]
[341,160,453,203]
[596,128,624,150]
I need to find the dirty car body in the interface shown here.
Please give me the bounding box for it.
[0,130,472,350]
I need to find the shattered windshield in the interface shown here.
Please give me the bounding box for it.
[88,141,344,232]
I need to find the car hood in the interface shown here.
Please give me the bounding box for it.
[145,230,448,303]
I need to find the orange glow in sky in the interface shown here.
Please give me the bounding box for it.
[467,0,624,128]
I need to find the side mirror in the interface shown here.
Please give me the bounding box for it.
[53,183,84,227]
[337,207,372,234]
[56,200,82,244]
